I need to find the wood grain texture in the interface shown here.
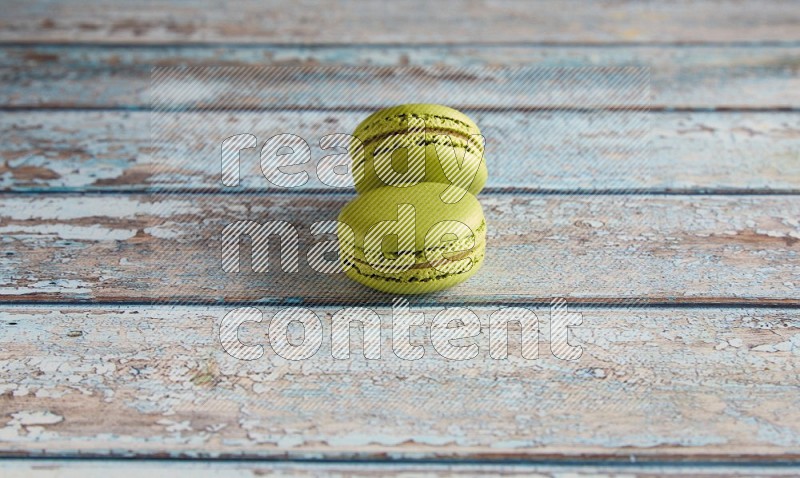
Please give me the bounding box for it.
[2,45,799,108]
[2,1,799,44]
[0,193,797,304]
[3,110,799,193]
[1,305,799,460]
[3,0,799,468]
[3,460,800,477]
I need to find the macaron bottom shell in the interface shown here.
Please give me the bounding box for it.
[336,182,487,295]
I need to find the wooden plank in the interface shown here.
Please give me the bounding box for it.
[2,45,799,108]
[1,305,799,460]
[146,65,651,110]
[0,194,797,304]
[2,1,799,44]
[3,459,800,477]
[3,110,799,193]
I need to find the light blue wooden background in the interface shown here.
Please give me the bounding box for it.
[0,1,799,476]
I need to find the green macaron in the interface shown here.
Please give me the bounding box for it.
[350,104,488,196]
[337,182,486,294]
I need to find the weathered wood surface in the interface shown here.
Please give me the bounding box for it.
[3,460,800,478]
[2,46,800,108]
[1,305,799,460]
[3,0,799,471]
[0,194,797,304]
[3,110,799,193]
[147,65,653,111]
[2,1,799,44]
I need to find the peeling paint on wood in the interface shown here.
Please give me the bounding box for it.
[0,305,799,461]
[1,46,799,108]
[2,1,799,44]
[1,111,798,192]
[2,0,799,469]
[2,459,800,478]
[0,194,797,304]
[3,459,800,477]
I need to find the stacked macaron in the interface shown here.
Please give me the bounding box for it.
[338,104,488,294]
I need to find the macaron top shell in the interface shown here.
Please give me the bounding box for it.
[354,103,483,152]
[350,104,488,196]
